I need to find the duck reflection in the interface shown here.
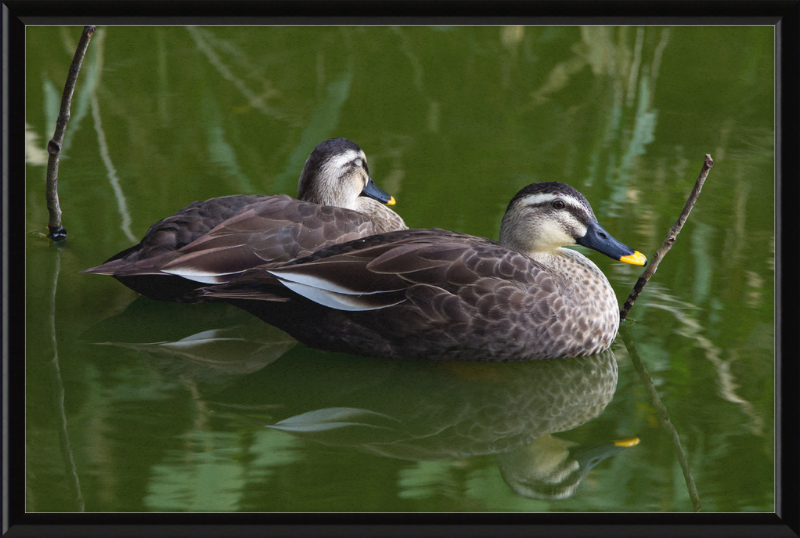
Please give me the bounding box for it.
[82,297,297,387]
[497,433,638,500]
[95,324,295,374]
[84,301,637,500]
[208,345,637,500]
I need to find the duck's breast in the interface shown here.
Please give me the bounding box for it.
[522,249,619,358]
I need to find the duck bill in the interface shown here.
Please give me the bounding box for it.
[572,437,640,479]
[360,177,396,205]
[577,221,647,266]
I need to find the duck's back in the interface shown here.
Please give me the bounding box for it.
[106,195,272,263]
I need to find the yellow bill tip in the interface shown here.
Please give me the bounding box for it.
[613,437,640,448]
[387,196,397,206]
[620,251,647,266]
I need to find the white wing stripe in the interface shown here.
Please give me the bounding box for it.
[279,279,401,311]
[268,269,402,296]
[160,267,240,283]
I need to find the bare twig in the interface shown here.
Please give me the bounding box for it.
[620,154,713,321]
[620,325,702,512]
[45,25,96,241]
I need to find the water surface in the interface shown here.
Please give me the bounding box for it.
[25,25,774,513]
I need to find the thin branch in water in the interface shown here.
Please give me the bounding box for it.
[620,154,713,321]
[45,25,96,241]
[620,325,702,512]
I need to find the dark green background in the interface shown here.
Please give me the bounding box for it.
[25,25,774,512]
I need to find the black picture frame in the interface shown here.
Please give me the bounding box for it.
[3,1,798,537]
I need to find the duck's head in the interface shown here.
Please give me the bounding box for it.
[297,138,396,210]
[499,182,646,265]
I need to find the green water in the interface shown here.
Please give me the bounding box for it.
[25,25,774,512]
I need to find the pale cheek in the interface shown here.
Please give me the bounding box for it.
[537,222,574,249]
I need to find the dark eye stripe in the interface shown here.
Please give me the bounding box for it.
[522,200,593,227]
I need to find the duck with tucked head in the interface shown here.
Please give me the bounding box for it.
[196,182,646,361]
[82,138,407,301]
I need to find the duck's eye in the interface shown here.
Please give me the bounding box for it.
[552,200,566,209]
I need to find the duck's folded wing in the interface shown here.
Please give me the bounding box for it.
[246,232,532,312]
[160,199,386,284]
[131,195,273,259]
[88,197,388,284]
[80,194,272,274]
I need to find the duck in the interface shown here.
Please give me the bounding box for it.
[195,181,647,361]
[82,138,407,302]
